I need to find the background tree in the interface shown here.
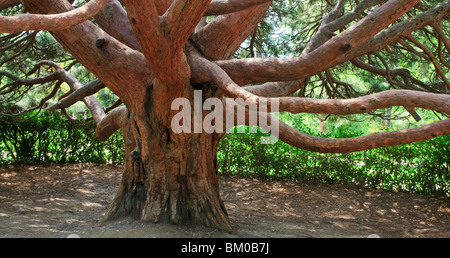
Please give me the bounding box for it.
[0,0,449,231]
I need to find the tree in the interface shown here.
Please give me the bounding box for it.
[0,0,449,232]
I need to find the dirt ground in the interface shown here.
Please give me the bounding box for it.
[0,163,449,238]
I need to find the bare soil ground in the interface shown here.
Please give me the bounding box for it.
[0,164,449,238]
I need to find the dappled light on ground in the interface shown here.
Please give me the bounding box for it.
[0,164,448,238]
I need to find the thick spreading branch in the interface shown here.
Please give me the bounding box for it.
[24,0,153,108]
[190,45,450,154]
[244,80,307,97]
[191,1,271,60]
[301,0,347,55]
[93,0,140,51]
[0,0,109,33]
[277,117,450,153]
[324,0,388,33]
[95,106,128,141]
[190,50,450,116]
[192,0,421,85]
[277,91,450,116]
[119,0,210,97]
[337,0,450,66]
[164,0,213,48]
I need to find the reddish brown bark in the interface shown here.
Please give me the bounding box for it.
[191,1,271,60]
[93,0,141,51]
[0,0,109,33]
[103,90,231,231]
[277,118,450,153]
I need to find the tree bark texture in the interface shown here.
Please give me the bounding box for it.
[103,89,231,231]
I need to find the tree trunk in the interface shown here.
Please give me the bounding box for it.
[103,88,232,232]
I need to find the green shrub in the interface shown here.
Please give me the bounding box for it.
[217,125,449,196]
[0,111,124,164]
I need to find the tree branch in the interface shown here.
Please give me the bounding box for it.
[1,60,110,127]
[25,0,153,107]
[46,79,106,111]
[189,50,450,119]
[301,0,347,55]
[192,0,421,85]
[95,106,128,141]
[164,0,212,49]
[191,1,271,60]
[121,0,197,86]
[336,0,450,67]
[324,0,387,32]
[277,90,450,117]
[27,61,106,125]
[432,21,450,52]
[350,58,441,93]
[0,31,38,67]
[276,116,450,153]
[0,0,20,11]
[0,0,110,33]
[243,80,307,97]
[153,0,173,15]
[405,35,450,92]
[0,71,60,95]
[214,69,450,154]
[2,59,127,141]
[204,0,272,16]
[122,0,213,125]
[60,108,77,122]
[6,81,63,116]
[92,0,141,51]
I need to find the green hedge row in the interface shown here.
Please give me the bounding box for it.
[218,126,450,196]
[0,112,124,164]
[1,112,448,196]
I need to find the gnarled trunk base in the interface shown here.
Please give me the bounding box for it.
[103,105,231,232]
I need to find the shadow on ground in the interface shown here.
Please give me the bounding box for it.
[0,164,449,238]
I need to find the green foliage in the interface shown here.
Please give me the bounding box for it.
[0,111,124,164]
[217,114,450,197]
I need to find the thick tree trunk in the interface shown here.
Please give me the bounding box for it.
[103,89,232,232]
